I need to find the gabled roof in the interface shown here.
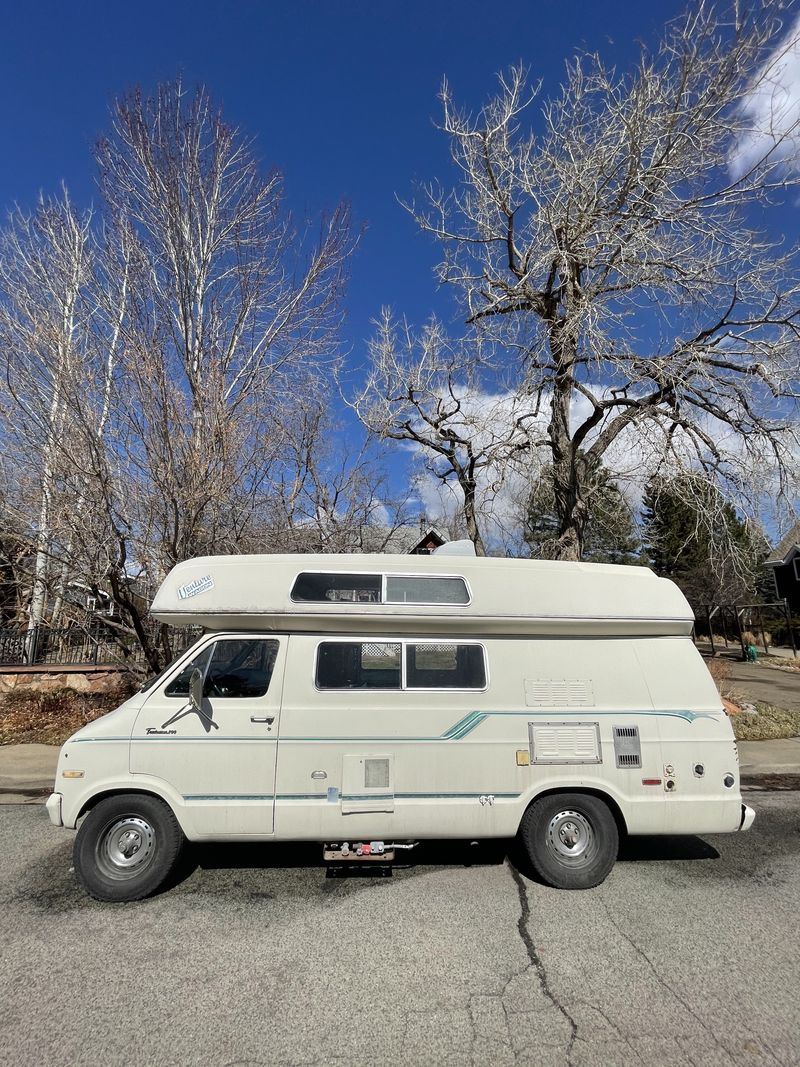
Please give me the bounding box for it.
[765,520,800,566]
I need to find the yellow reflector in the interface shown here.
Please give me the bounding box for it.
[516,750,530,767]
[61,770,85,779]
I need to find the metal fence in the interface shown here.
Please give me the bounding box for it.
[693,600,798,658]
[0,623,199,670]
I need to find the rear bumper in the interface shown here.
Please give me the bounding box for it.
[46,792,63,827]
[739,803,756,831]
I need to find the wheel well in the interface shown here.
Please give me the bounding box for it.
[523,787,628,838]
[77,788,169,822]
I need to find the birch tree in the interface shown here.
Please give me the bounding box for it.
[0,193,97,641]
[402,2,800,559]
[0,81,358,671]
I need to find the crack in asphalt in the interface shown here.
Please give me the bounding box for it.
[598,895,743,1062]
[508,862,579,1066]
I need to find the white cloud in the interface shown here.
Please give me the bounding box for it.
[731,13,800,178]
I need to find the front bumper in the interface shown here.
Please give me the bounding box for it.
[46,792,63,827]
[739,803,756,831]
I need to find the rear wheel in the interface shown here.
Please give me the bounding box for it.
[519,792,618,890]
[74,794,184,902]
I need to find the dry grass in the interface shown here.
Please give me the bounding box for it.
[0,685,135,746]
[732,703,800,741]
[706,656,730,691]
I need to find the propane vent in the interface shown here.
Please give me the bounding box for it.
[613,725,641,769]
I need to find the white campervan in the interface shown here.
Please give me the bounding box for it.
[47,553,755,901]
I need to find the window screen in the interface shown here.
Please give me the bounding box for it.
[385,576,469,604]
[316,642,401,689]
[405,643,486,689]
[291,572,381,603]
[165,639,278,698]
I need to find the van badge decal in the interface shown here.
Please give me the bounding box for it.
[146,727,177,736]
[177,575,214,600]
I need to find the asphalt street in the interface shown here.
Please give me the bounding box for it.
[1,794,799,1067]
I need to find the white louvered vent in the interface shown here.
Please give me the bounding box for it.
[524,679,595,707]
[529,721,602,765]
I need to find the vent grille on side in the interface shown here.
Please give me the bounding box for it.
[364,758,390,789]
[613,725,641,769]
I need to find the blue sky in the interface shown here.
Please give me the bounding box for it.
[3,0,796,540]
[0,0,685,358]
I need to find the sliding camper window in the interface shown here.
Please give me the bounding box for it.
[291,572,381,604]
[405,642,486,689]
[315,640,486,691]
[316,641,402,689]
[291,572,470,605]
[384,576,469,604]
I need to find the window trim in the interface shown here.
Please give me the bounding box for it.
[290,570,473,607]
[313,636,489,693]
[793,555,800,582]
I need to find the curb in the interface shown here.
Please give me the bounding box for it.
[742,774,800,791]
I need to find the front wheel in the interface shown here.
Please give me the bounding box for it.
[74,794,185,902]
[519,792,618,890]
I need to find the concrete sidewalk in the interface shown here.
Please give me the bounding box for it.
[1,739,799,804]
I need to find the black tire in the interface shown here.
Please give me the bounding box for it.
[519,792,618,890]
[74,794,185,902]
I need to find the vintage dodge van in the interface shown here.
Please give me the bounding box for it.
[47,553,755,900]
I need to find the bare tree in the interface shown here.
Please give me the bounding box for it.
[0,81,357,672]
[259,394,411,553]
[404,2,800,559]
[352,311,537,554]
[0,192,97,641]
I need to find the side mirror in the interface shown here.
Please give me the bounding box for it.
[189,667,204,711]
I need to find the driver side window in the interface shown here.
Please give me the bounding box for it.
[165,639,279,698]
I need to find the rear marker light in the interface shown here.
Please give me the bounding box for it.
[642,778,661,786]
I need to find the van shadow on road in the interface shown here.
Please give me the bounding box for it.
[13,832,726,914]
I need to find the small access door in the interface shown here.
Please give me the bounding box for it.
[132,635,285,836]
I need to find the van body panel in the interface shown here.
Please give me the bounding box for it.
[51,555,751,860]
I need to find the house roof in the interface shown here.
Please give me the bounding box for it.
[765,520,800,566]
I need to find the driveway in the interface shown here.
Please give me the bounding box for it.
[1,795,799,1066]
[725,661,800,712]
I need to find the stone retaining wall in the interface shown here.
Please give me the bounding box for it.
[0,669,132,696]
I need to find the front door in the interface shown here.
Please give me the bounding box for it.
[131,635,285,836]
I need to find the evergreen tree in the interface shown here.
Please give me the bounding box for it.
[525,458,640,565]
[641,476,769,606]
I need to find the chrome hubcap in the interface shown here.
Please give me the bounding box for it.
[99,817,155,878]
[546,810,594,864]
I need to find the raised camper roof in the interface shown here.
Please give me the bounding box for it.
[150,554,694,637]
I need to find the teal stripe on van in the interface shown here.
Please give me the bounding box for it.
[73,707,715,747]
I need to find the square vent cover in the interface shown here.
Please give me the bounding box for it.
[613,725,641,769]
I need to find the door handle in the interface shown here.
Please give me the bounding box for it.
[250,716,275,725]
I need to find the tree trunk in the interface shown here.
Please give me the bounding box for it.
[548,319,587,561]
[462,480,487,556]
